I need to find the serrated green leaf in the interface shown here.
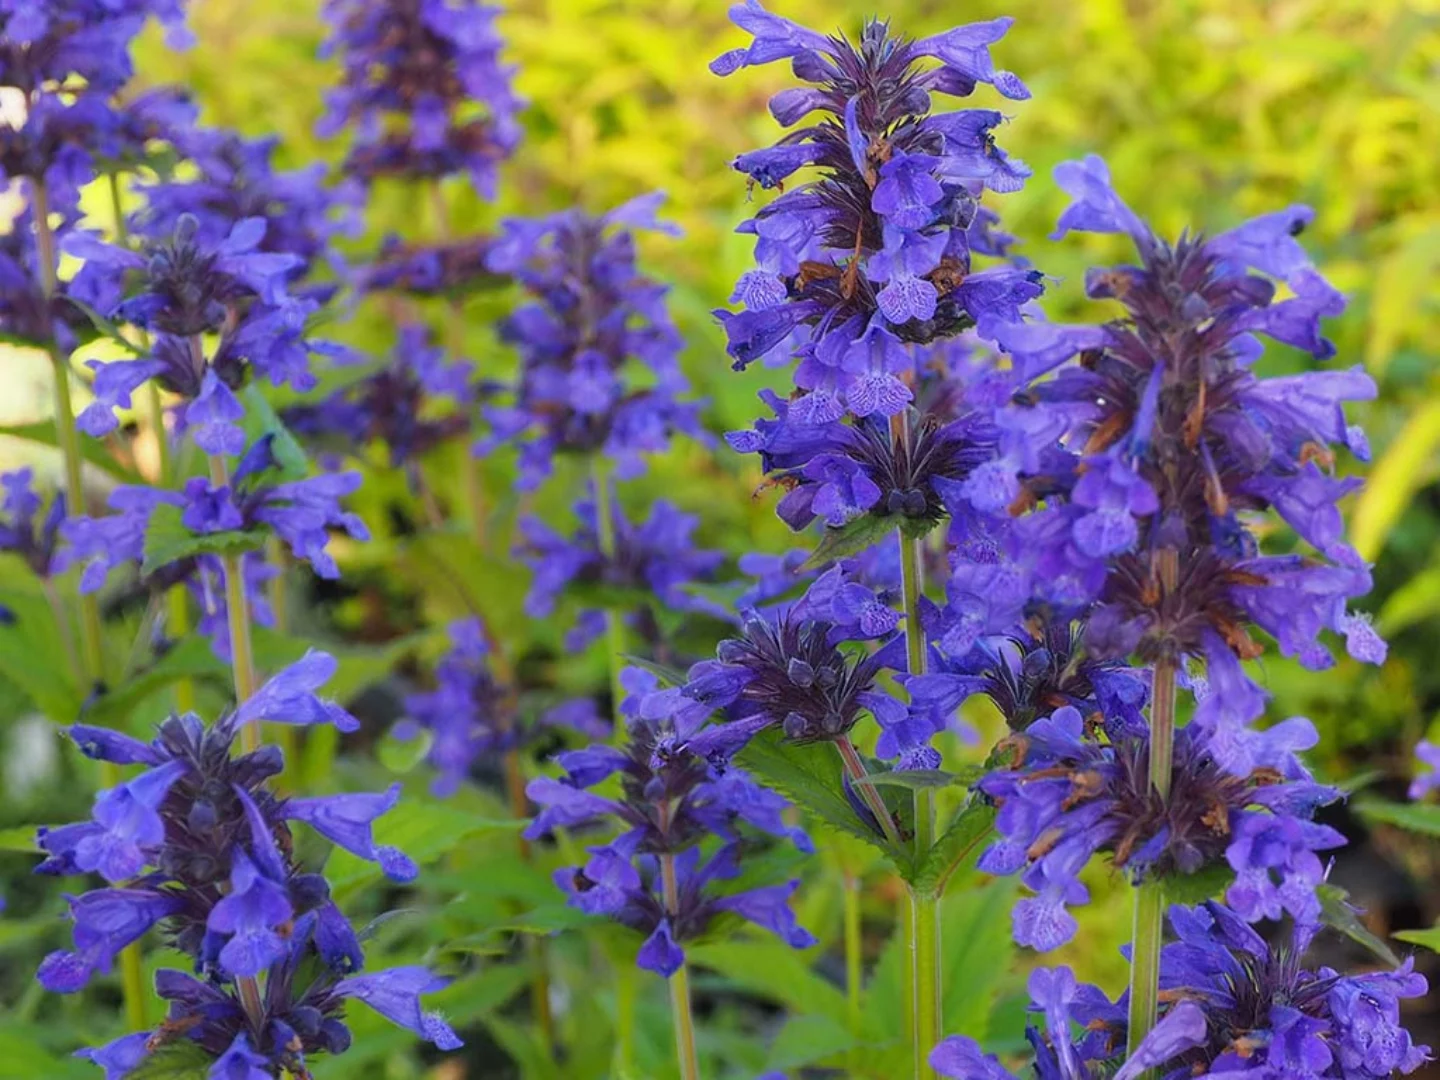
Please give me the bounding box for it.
[804,514,899,568]
[737,728,910,870]
[1355,797,1440,837]
[240,384,309,482]
[123,1041,213,1080]
[1394,923,1440,953]
[907,800,995,898]
[1318,883,1399,966]
[763,1014,860,1071]
[141,503,265,577]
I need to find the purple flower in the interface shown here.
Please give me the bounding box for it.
[528,667,814,974]
[318,0,520,195]
[481,199,702,488]
[232,651,361,733]
[1409,739,1440,800]
[0,467,65,577]
[285,785,418,882]
[976,704,1341,950]
[334,967,463,1051]
[713,6,1038,395]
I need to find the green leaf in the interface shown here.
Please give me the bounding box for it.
[1160,862,1235,907]
[907,800,996,898]
[83,635,227,728]
[737,729,910,870]
[141,503,265,577]
[0,826,39,853]
[326,796,519,899]
[0,421,139,481]
[688,939,850,1028]
[1318,883,1400,967]
[0,584,84,721]
[1351,399,1440,563]
[763,1014,860,1072]
[124,1041,214,1080]
[1394,922,1440,953]
[1354,797,1440,837]
[376,727,433,773]
[804,514,900,568]
[240,384,309,482]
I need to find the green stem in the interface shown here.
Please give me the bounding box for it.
[843,868,864,1049]
[33,175,149,1029]
[895,406,941,1079]
[660,844,700,1080]
[835,736,903,847]
[590,457,628,728]
[209,453,260,745]
[1125,648,1177,1071]
[613,955,637,1079]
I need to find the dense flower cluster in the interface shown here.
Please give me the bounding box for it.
[398,617,608,796]
[681,572,907,759]
[526,667,815,976]
[35,654,462,1074]
[935,902,1431,1080]
[285,324,474,468]
[975,156,1380,708]
[519,486,726,652]
[357,233,499,297]
[975,702,1342,949]
[317,0,521,194]
[480,196,702,489]
[712,3,1041,420]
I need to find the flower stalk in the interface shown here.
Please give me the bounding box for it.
[1126,549,1180,1072]
[660,801,700,1080]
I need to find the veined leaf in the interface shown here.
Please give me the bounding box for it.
[82,635,227,727]
[804,514,901,569]
[688,939,849,1028]
[737,728,911,870]
[240,384,309,482]
[1394,923,1440,953]
[140,503,265,577]
[908,800,996,898]
[1355,797,1440,837]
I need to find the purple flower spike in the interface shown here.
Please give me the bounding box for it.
[231,651,360,732]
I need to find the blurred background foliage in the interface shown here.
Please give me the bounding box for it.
[3,0,1440,1076]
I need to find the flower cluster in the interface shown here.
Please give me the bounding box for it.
[136,124,359,289]
[480,195,702,489]
[35,653,462,1074]
[518,486,727,653]
[285,324,474,469]
[317,0,522,195]
[712,3,1041,420]
[525,667,815,976]
[58,433,366,657]
[975,702,1342,950]
[936,901,1430,1079]
[398,617,608,796]
[680,571,907,760]
[980,155,1380,707]
[357,233,499,297]
[0,2,189,216]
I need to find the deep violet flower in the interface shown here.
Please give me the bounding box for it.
[317,0,521,195]
[975,704,1342,951]
[526,667,815,976]
[0,467,65,577]
[284,323,474,468]
[398,617,608,796]
[932,903,1430,1079]
[982,154,1378,711]
[479,194,703,489]
[712,3,1041,416]
[57,433,369,595]
[36,656,460,1074]
[518,485,727,652]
